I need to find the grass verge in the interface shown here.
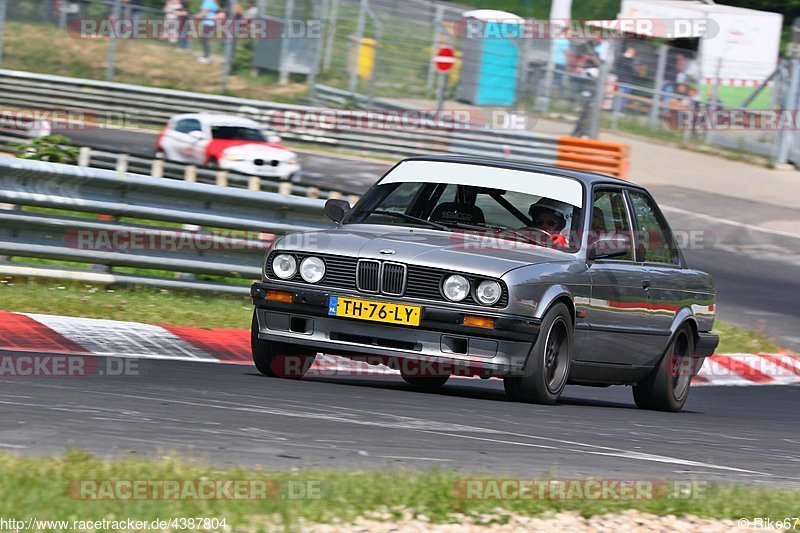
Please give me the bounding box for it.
[0,279,784,354]
[1,451,799,527]
[2,22,304,102]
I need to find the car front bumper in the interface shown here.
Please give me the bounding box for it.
[222,161,300,179]
[251,282,540,375]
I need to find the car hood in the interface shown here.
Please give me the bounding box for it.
[206,139,293,160]
[276,224,574,278]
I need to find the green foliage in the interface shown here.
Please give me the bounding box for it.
[13,135,79,164]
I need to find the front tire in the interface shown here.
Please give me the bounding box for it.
[400,373,450,389]
[251,312,316,379]
[399,360,450,389]
[505,303,573,405]
[633,325,695,412]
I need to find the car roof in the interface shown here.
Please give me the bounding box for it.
[400,155,648,192]
[171,113,260,127]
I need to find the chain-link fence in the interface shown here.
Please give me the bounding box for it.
[0,0,794,160]
[0,0,324,89]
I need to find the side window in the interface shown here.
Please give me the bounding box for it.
[628,191,678,264]
[175,119,201,134]
[591,189,633,260]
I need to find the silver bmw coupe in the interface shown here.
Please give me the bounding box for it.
[251,156,719,412]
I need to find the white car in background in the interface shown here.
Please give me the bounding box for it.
[155,113,301,181]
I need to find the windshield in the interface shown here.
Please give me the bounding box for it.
[210,126,267,142]
[348,172,584,252]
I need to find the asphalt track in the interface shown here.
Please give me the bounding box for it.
[56,126,800,351]
[3,127,800,483]
[0,351,798,485]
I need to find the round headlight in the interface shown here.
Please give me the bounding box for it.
[299,256,325,283]
[272,254,297,280]
[442,275,470,302]
[475,280,502,306]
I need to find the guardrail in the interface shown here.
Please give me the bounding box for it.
[0,69,630,178]
[0,130,363,202]
[0,157,332,294]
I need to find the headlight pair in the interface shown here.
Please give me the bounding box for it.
[271,254,325,283]
[442,275,502,306]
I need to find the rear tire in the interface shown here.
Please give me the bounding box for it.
[507,303,573,405]
[251,312,316,379]
[633,325,694,412]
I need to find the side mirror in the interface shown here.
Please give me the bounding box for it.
[189,130,205,141]
[324,198,351,224]
[588,235,631,260]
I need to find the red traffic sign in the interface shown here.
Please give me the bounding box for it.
[434,46,456,73]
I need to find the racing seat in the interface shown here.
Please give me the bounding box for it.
[429,202,485,226]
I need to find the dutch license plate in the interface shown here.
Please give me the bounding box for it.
[327,296,421,326]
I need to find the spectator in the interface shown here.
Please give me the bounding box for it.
[244,1,258,19]
[551,38,570,93]
[162,0,186,44]
[593,38,610,64]
[197,0,221,63]
[616,46,638,110]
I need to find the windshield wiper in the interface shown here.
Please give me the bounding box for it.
[447,222,546,247]
[361,210,451,231]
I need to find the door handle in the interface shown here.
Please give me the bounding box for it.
[642,279,651,289]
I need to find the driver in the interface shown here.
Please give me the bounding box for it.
[528,199,570,247]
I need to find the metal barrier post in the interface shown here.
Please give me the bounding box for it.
[648,44,668,130]
[0,0,7,66]
[106,0,122,82]
[78,147,92,167]
[278,0,296,85]
[184,165,197,182]
[116,154,128,174]
[776,59,800,165]
[348,0,368,93]
[151,159,165,178]
[322,0,340,71]
[221,0,238,92]
[426,5,444,91]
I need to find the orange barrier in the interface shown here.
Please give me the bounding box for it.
[555,137,630,180]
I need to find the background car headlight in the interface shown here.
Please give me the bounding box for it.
[475,280,502,305]
[443,275,470,302]
[223,153,248,162]
[299,256,325,283]
[272,254,297,279]
[286,158,298,166]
